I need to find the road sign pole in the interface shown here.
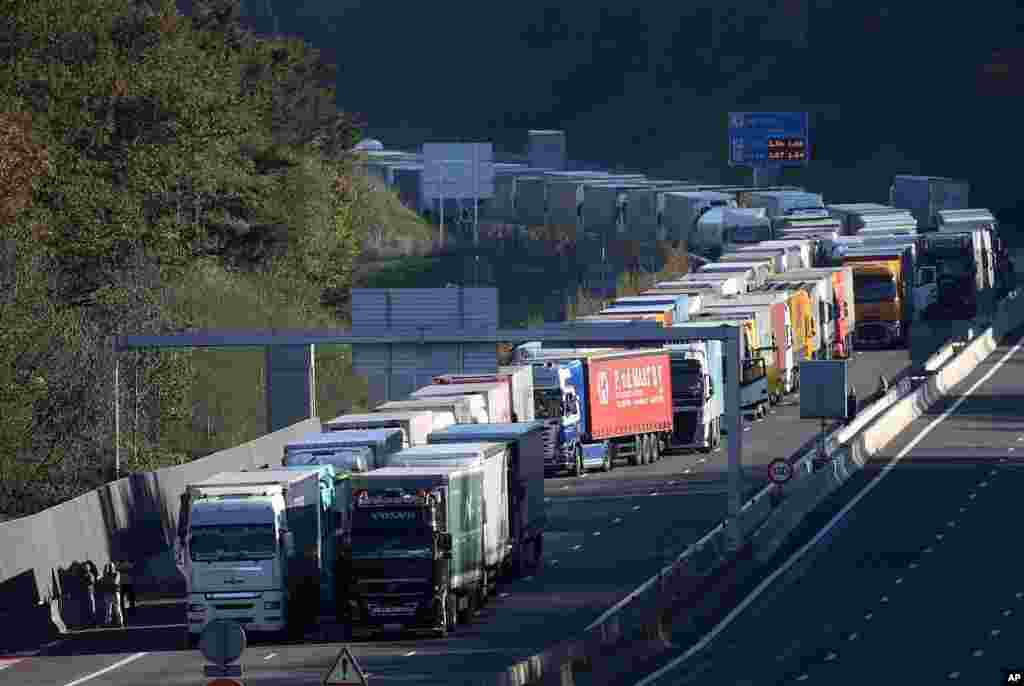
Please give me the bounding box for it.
[439,164,445,248]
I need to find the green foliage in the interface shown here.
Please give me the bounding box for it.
[0,0,399,517]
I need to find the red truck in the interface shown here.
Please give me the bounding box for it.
[527,348,674,475]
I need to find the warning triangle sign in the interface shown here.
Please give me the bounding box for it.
[323,645,368,686]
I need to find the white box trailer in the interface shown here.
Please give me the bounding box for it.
[720,249,788,274]
[325,410,436,447]
[699,261,770,289]
[384,442,510,577]
[376,396,482,425]
[746,191,825,219]
[742,240,815,270]
[432,369,536,423]
[283,429,403,471]
[651,273,746,296]
[410,382,512,424]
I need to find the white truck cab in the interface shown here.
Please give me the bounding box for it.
[182,485,294,644]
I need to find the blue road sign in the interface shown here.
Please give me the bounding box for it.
[728,112,810,168]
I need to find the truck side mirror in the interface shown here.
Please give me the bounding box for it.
[281,531,295,556]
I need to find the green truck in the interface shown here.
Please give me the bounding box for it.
[340,465,487,638]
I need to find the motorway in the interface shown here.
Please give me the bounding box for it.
[617,325,1024,686]
[0,348,910,686]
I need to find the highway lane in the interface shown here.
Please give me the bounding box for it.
[622,324,1024,686]
[0,347,910,686]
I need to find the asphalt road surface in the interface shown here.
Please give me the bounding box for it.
[0,348,910,686]
[624,324,1024,686]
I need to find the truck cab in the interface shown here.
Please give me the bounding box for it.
[181,486,293,644]
[530,358,588,475]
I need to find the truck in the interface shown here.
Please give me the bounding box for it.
[827,203,904,235]
[341,465,487,637]
[700,300,787,403]
[605,293,700,323]
[917,229,993,320]
[325,410,437,448]
[718,250,786,275]
[662,337,723,452]
[376,396,482,425]
[661,190,736,248]
[180,467,335,645]
[431,369,536,422]
[890,175,969,231]
[724,244,803,272]
[769,267,854,358]
[938,209,1015,297]
[525,349,673,474]
[410,381,512,424]
[839,247,912,347]
[699,261,771,290]
[754,282,816,374]
[703,292,795,396]
[745,191,825,221]
[765,274,836,359]
[647,274,744,296]
[283,429,404,472]
[716,207,774,246]
[742,240,816,270]
[694,206,770,256]
[383,442,510,596]
[426,422,548,575]
[682,317,770,419]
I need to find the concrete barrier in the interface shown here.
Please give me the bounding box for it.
[0,417,321,646]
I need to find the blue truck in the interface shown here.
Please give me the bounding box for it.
[522,349,674,475]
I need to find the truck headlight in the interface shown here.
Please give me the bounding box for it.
[188,604,205,613]
[264,601,281,610]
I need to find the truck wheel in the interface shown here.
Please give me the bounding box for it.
[606,444,615,471]
[644,434,656,463]
[602,444,613,472]
[713,420,722,449]
[630,436,643,466]
[571,445,584,476]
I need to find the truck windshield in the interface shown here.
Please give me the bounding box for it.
[350,510,433,559]
[534,389,563,419]
[854,278,897,303]
[671,363,703,399]
[190,524,276,562]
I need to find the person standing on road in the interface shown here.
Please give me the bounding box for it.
[82,560,99,627]
[100,561,124,628]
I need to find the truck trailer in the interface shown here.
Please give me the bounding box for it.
[375,396,481,425]
[431,370,535,422]
[326,410,438,447]
[526,349,673,474]
[426,422,548,576]
[283,429,404,471]
[410,381,512,424]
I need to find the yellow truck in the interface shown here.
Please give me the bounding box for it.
[841,256,905,347]
[754,283,815,385]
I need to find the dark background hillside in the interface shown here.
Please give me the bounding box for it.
[234,1,1024,226]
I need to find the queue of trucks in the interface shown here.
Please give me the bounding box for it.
[175,175,1014,647]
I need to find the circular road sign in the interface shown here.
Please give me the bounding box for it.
[767,458,794,485]
[199,620,247,666]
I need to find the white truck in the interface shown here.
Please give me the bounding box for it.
[375,396,481,425]
[662,190,736,250]
[325,410,438,447]
[431,369,536,422]
[410,381,512,424]
[282,429,404,472]
[699,261,771,290]
[180,468,331,646]
[648,274,745,296]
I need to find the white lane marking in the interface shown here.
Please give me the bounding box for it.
[0,658,24,671]
[592,531,602,537]
[524,576,534,581]
[632,505,641,511]
[613,517,623,524]
[991,628,1001,636]
[405,651,417,657]
[972,649,984,657]
[62,652,148,686]
[264,653,277,660]
[630,337,1024,686]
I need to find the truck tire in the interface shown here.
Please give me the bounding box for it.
[644,434,656,464]
[630,436,643,466]
[604,444,615,471]
[571,445,584,477]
